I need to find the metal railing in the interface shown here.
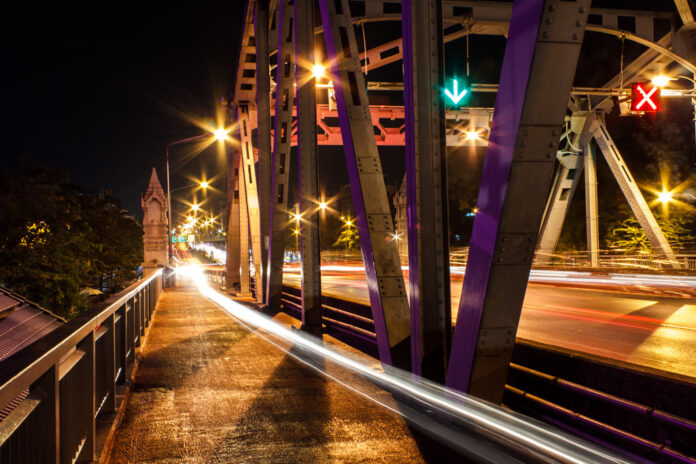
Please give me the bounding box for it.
[0,269,165,463]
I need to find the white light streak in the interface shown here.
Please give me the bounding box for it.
[179,266,629,464]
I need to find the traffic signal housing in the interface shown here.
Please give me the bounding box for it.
[630,82,661,113]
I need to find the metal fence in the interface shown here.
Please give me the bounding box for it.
[0,269,165,464]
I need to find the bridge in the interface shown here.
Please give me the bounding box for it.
[2,0,696,462]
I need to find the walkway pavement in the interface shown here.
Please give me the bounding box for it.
[108,282,445,463]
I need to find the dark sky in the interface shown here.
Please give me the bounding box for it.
[6,2,246,217]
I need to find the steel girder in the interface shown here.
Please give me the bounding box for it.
[255,0,272,303]
[266,0,296,309]
[237,105,264,300]
[402,0,451,380]
[447,0,591,403]
[588,114,680,268]
[536,116,590,266]
[295,0,322,333]
[237,151,253,296]
[584,140,600,268]
[318,0,411,368]
[225,148,241,288]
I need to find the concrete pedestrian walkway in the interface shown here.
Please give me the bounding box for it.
[107,282,443,463]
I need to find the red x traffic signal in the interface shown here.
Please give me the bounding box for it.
[631,82,661,113]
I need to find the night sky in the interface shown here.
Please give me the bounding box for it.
[6,1,691,226]
[6,2,246,217]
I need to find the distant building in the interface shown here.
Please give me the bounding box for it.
[141,167,168,269]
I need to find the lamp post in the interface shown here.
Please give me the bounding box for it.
[166,129,228,264]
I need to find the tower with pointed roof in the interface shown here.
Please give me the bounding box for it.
[141,167,168,269]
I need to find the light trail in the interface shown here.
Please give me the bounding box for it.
[281,265,696,291]
[177,265,633,464]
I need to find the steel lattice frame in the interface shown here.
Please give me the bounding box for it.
[226,0,694,401]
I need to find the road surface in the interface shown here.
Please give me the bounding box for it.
[282,270,696,380]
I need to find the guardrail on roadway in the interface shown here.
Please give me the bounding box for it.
[0,269,165,463]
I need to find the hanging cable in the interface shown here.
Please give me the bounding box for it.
[466,20,471,77]
[619,34,625,90]
[361,21,368,76]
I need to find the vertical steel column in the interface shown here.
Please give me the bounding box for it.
[402,0,451,380]
[584,141,600,267]
[238,152,252,296]
[447,0,590,403]
[226,148,241,289]
[536,155,585,265]
[318,0,411,368]
[589,113,680,268]
[256,0,272,302]
[295,0,322,334]
[237,104,264,297]
[266,0,296,309]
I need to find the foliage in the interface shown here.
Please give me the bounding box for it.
[332,223,360,251]
[608,213,694,253]
[0,166,143,318]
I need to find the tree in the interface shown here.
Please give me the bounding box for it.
[0,165,143,318]
[608,213,694,253]
[333,221,359,251]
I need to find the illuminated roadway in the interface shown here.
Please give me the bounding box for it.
[282,267,696,380]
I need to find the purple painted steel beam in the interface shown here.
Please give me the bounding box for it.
[402,0,451,381]
[318,0,410,368]
[447,0,590,403]
[266,0,296,308]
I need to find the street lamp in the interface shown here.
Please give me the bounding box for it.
[651,74,696,148]
[657,189,674,205]
[166,128,229,264]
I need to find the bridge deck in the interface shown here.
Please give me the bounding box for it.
[108,283,442,463]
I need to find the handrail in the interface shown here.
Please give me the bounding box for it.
[0,269,162,409]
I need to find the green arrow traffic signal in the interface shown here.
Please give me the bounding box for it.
[444,78,468,104]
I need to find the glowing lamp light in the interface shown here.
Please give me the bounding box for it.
[312,64,326,79]
[651,75,671,88]
[200,181,209,189]
[657,189,673,204]
[319,201,328,210]
[213,128,228,141]
[465,130,480,142]
[191,204,200,212]
[293,213,301,222]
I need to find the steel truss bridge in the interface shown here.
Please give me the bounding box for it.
[2,1,695,463]
[225,0,695,392]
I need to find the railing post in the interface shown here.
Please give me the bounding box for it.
[104,313,116,413]
[32,364,60,464]
[77,331,96,462]
[118,304,128,382]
